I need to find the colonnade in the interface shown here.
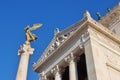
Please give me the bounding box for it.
[41,53,81,80]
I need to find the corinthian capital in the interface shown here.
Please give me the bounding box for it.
[18,44,34,56]
[40,72,48,80]
[64,53,76,63]
[50,65,62,75]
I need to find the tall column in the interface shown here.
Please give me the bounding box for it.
[16,44,34,80]
[51,65,62,80]
[65,53,78,80]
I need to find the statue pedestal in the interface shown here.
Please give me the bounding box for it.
[16,44,34,80]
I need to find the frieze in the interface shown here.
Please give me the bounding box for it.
[37,29,89,64]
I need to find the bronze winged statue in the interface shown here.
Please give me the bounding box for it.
[24,24,42,45]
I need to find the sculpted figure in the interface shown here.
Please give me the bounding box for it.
[25,24,42,45]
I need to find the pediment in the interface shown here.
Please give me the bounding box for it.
[33,11,93,71]
[37,17,88,63]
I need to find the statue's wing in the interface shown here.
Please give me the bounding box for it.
[30,24,43,31]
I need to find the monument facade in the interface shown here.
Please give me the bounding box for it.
[33,3,120,80]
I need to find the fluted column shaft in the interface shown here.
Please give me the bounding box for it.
[69,57,78,80]
[65,53,78,80]
[16,44,34,80]
[16,53,30,80]
[55,71,61,80]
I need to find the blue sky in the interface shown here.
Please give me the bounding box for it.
[0,0,119,80]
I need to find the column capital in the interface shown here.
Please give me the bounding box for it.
[40,72,48,80]
[51,65,63,80]
[18,44,34,56]
[51,65,63,76]
[64,53,77,63]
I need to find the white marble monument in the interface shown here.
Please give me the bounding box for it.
[33,3,120,80]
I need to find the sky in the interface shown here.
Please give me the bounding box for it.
[0,0,120,80]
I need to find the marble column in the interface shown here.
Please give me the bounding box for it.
[16,44,34,80]
[65,53,78,80]
[55,71,61,80]
[51,65,62,80]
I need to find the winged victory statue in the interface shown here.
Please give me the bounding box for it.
[24,23,42,45]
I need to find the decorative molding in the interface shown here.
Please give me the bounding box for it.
[106,62,120,72]
[81,30,90,43]
[79,41,84,49]
[106,52,120,72]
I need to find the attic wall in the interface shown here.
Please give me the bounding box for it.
[108,16,120,36]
